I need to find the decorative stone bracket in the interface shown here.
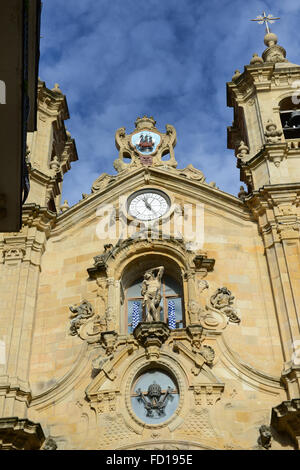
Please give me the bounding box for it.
[133,322,170,360]
[0,418,45,450]
[271,399,300,449]
[172,339,215,376]
[89,390,119,415]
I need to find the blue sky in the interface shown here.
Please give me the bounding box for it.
[39,0,300,207]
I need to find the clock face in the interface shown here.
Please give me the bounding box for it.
[128,189,170,221]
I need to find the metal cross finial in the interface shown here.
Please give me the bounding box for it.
[251,12,280,34]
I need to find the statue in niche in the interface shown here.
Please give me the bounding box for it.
[141,266,165,322]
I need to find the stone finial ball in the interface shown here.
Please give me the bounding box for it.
[264,32,278,47]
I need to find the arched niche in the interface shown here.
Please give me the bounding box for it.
[278,95,300,140]
[88,237,214,333]
[120,253,186,334]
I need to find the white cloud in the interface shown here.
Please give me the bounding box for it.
[38,0,300,206]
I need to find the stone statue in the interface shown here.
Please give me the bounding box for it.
[258,425,272,449]
[42,437,57,450]
[69,300,94,336]
[141,266,165,322]
[210,287,240,323]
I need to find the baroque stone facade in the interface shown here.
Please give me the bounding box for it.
[0,30,300,450]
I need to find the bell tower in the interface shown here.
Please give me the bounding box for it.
[227,14,300,446]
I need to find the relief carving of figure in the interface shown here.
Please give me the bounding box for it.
[141,266,165,322]
[69,300,94,336]
[210,287,240,323]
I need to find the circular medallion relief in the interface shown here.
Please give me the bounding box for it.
[127,189,170,221]
[131,131,161,155]
[131,370,179,425]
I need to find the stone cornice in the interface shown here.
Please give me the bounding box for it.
[0,205,57,265]
[37,79,69,121]
[22,204,57,233]
[60,135,78,174]
[227,62,300,107]
[28,166,61,198]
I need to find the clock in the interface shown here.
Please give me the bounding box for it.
[127,189,170,221]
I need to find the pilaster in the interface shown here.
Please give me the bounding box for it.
[0,204,56,417]
[247,185,300,398]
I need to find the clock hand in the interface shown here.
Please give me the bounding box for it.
[143,197,152,211]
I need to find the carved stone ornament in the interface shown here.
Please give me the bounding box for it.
[238,186,247,201]
[133,322,171,360]
[42,437,58,450]
[88,237,213,283]
[89,391,118,415]
[236,141,249,160]
[188,300,204,325]
[210,287,240,324]
[232,69,241,81]
[271,399,300,449]
[3,246,25,262]
[199,345,215,365]
[186,325,215,365]
[113,116,177,173]
[0,418,45,450]
[101,330,118,356]
[264,119,283,144]
[250,53,263,66]
[262,32,287,64]
[136,382,174,418]
[258,425,272,450]
[192,384,224,407]
[199,308,228,331]
[178,164,206,183]
[69,299,95,336]
[91,173,117,194]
